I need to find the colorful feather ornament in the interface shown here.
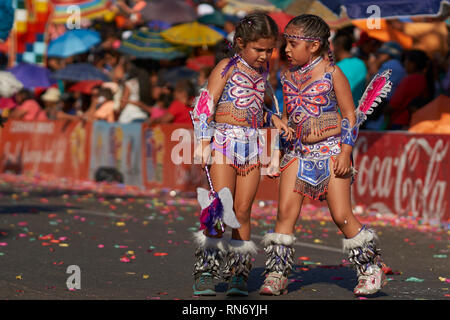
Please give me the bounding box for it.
[196,166,241,235]
[193,88,213,118]
[356,69,392,126]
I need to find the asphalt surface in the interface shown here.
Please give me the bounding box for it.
[0,179,448,302]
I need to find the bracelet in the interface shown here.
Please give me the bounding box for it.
[340,118,358,147]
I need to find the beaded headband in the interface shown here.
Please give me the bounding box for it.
[283,33,323,43]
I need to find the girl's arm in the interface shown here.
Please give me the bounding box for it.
[331,65,356,176]
[192,58,232,167]
[205,58,232,108]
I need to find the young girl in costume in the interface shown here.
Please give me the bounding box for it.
[190,12,293,296]
[260,14,392,296]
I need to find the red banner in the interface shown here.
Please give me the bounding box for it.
[1,121,448,223]
[352,132,450,222]
[0,120,92,180]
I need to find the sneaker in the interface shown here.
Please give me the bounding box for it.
[259,272,288,296]
[226,275,248,296]
[354,266,388,296]
[193,272,216,296]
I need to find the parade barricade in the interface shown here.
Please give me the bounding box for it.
[0,120,449,223]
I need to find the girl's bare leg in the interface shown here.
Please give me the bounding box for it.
[274,159,304,235]
[231,166,261,240]
[206,150,237,238]
[326,166,362,239]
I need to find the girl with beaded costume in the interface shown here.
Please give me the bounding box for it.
[259,14,392,296]
[190,12,293,296]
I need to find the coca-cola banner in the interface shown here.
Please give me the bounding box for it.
[352,132,450,223]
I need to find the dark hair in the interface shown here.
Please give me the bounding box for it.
[127,61,154,106]
[98,87,114,101]
[404,49,435,100]
[286,14,333,64]
[17,88,34,101]
[233,11,279,51]
[175,79,196,98]
[333,33,354,52]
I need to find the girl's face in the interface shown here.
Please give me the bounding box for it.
[237,37,276,69]
[284,26,321,67]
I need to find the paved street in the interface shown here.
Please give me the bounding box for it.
[0,176,448,301]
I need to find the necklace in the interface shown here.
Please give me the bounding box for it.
[292,56,323,87]
[236,54,269,79]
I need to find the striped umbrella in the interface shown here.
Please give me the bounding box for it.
[118,28,188,60]
[50,0,111,24]
[161,22,223,47]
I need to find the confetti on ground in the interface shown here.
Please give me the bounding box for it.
[154,252,168,257]
[405,277,425,282]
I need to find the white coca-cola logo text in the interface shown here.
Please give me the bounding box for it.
[353,136,448,222]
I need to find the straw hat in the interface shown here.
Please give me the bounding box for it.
[41,87,61,102]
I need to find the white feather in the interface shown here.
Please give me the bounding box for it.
[228,239,258,255]
[261,232,296,247]
[193,231,227,251]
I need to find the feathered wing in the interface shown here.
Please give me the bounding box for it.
[197,187,211,209]
[356,69,393,126]
[218,188,241,229]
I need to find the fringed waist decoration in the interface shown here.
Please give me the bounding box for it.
[279,134,348,201]
[288,112,340,143]
[210,122,265,176]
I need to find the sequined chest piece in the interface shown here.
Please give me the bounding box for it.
[283,71,337,119]
[217,61,266,128]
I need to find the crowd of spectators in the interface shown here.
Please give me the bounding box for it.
[1,0,449,132]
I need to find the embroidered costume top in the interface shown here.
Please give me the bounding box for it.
[191,55,276,176]
[283,70,342,148]
[278,60,393,200]
[279,63,344,200]
[215,57,268,129]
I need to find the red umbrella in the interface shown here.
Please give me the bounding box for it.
[268,12,295,33]
[186,55,215,72]
[68,80,103,95]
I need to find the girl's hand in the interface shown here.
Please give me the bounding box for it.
[333,151,351,177]
[194,140,212,169]
[272,116,295,141]
[267,149,281,178]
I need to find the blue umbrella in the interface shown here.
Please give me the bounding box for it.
[47,29,101,58]
[0,0,14,41]
[9,63,54,89]
[319,0,447,19]
[159,66,198,87]
[118,28,188,60]
[51,63,111,82]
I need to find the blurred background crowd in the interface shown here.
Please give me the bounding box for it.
[0,0,449,132]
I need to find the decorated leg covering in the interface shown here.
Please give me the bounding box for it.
[192,231,227,296]
[223,238,258,296]
[342,226,387,296]
[259,233,296,295]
